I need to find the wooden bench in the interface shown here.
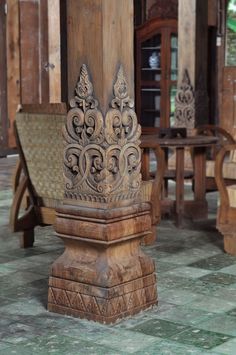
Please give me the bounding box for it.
[10,104,165,247]
[215,143,236,255]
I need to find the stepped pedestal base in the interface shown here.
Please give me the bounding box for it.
[48,202,158,323]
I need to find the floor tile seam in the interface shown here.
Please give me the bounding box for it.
[154,312,231,334]
[184,304,236,315]
[191,320,236,337]
[160,270,215,279]
[168,328,234,349]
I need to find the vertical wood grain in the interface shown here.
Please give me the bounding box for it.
[67,0,134,113]
[7,0,20,147]
[48,0,61,103]
[39,0,49,103]
[0,0,8,148]
[19,0,40,103]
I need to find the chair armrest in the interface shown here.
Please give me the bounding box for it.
[215,144,236,210]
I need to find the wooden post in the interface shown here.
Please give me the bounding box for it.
[7,0,20,148]
[48,0,61,103]
[0,0,8,150]
[48,0,157,324]
[66,0,134,110]
[175,0,208,129]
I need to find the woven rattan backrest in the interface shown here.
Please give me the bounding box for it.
[15,112,66,206]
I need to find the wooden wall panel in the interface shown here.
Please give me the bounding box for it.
[39,0,49,103]
[208,0,217,26]
[19,0,40,104]
[0,0,8,149]
[7,0,20,148]
[48,0,61,103]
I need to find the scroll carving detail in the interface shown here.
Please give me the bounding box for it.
[63,65,141,204]
[174,70,195,129]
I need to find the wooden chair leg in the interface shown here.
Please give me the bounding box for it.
[164,179,169,197]
[224,234,236,256]
[20,229,35,248]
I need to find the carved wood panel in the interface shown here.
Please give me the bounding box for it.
[63,65,141,205]
[174,70,195,129]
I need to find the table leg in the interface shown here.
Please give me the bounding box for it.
[194,147,206,200]
[192,146,208,219]
[175,147,185,227]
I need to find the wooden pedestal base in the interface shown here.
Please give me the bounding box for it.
[48,202,157,323]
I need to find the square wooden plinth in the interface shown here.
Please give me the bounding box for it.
[47,202,157,323]
[48,273,157,324]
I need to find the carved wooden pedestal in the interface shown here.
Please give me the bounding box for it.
[47,64,158,323]
[48,203,157,323]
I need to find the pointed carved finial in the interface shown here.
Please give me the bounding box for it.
[111,65,134,112]
[174,69,195,129]
[70,64,98,112]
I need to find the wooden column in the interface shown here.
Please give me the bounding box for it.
[48,0,61,103]
[0,0,8,150]
[175,0,208,129]
[48,0,157,324]
[66,0,134,110]
[7,0,20,148]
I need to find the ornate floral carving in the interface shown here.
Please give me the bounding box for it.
[63,65,141,204]
[148,0,178,20]
[174,70,195,129]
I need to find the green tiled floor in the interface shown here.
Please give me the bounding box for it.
[1,156,236,354]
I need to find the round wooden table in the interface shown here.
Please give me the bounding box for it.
[141,134,218,226]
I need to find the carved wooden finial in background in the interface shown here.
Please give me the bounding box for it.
[174,69,195,130]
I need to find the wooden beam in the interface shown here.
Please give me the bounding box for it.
[7,0,20,148]
[48,0,61,103]
[39,0,49,103]
[19,0,40,103]
[0,0,8,149]
[208,0,217,26]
